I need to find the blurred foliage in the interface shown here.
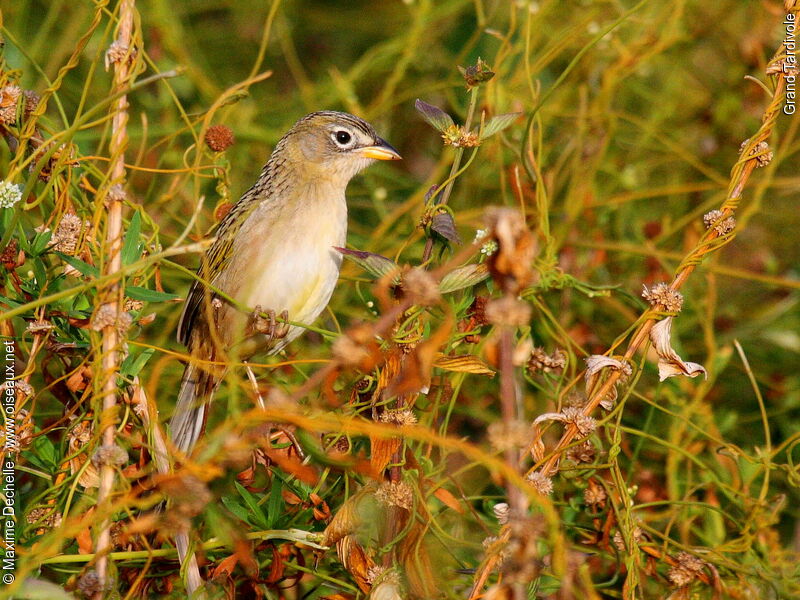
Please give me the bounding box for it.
[1,0,799,598]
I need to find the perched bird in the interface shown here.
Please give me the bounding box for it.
[170,111,400,455]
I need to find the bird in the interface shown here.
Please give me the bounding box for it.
[169,111,401,456]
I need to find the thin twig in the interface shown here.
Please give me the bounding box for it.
[534,27,794,479]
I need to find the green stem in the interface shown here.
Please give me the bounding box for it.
[40,528,326,565]
[421,85,480,263]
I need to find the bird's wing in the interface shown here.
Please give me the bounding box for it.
[177,187,266,347]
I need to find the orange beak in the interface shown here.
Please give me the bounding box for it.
[358,138,402,161]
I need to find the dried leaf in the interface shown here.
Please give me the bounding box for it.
[438,263,490,294]
[479,112,521,140]
[431,211,461,244]
[210,554,239,580]
[433,487,465,514]
[337,535,375,594]
[585,355,629,377]
[76,525,93,554]
[584,355,631,411]
[414,99,455,132]
[336,247,400,282]
[263,447,318,485]
[370,435,402,474]
[650,317,707,381]
[433,353,494,376]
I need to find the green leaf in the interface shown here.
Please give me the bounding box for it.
[31,230,54,256]
[234,481,269,529]
[267,478,283,527]
[335,247,400,282]
[439,263,489,294]
[0,295,22,309]
[31,434,57,469]
[478,113,521,140]
[121,348,155,378]
[415,99,454,133]
[125,286,179,302]
[220,496,251,524]
[56,252,99,277]
[121,210,142,266]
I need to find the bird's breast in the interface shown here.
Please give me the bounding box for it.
[223,188,348,346]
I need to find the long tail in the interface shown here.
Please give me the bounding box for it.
[166,362,217,597]
[169,362,216,455]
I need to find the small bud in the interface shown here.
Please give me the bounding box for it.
[566,440,596,464]
[493,502,510,524]
[561,406,596,436]
[459,57,495,88]
[441,124,480,148]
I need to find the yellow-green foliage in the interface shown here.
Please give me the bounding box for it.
[0,1,798,598]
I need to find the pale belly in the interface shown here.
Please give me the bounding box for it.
[218,196,347,353]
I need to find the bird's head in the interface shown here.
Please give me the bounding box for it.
[280,111,401,184]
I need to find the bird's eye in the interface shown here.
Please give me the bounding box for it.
[333,130,352,146]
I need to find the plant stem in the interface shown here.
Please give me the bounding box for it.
[94,2,134,596]
[421,85,480,264]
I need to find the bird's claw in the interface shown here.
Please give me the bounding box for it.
[247,306,290,341]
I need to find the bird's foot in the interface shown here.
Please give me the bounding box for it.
[247,306,290,341]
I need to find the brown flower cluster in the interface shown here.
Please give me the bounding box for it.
[642,282,684,312]
[205,124,236,152]
[667,551,707,587]
[703,209,736,235]
[527,347,567,374]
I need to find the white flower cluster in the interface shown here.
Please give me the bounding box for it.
[473,229,498,256]
[0,181,22,209]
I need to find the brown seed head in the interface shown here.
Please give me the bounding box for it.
[0,85,21,124]
[205,124,235,152]
[642,282,683,313]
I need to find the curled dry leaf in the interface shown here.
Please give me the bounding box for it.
[323,485,379,594]
[650,317,707,381]
[433,353,494,377]
[584,355,632,411]
[484,207,537,293]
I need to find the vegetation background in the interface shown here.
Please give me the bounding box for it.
[0,0,798,598]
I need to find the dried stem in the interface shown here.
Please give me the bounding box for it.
[93,1,134,596]
[535,25,794,478]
